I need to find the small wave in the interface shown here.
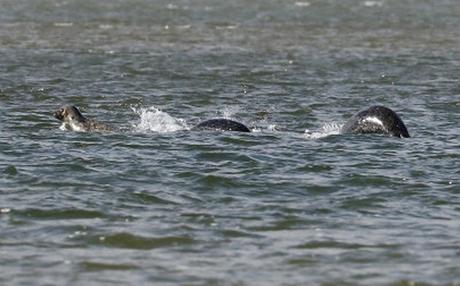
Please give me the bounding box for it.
[131,106,189,133]
[304,122,342,139]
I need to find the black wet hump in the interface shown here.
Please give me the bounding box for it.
[192,119,251,132]
[341,105,410,138]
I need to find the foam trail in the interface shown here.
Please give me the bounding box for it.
[132,106,189,133]
[304,122,342,139]
[251,123,279,133]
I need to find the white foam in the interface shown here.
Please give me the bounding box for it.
[166,3,179,10]
[131,106,188,133]
[304,122,342,139]
[295,2,310,7]
[53,22,73,27]
[59,122,85,132]
[363,1,383,7]
[250,124,278,133]
[59,123,68,131]
[267,124,278,131]
[99,24,113,30]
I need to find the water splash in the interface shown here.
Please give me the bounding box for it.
[304,122,343,139]
[59,123,68,131]
[131,106,189,133]
[220,106,240,119]
[251,124,280,133]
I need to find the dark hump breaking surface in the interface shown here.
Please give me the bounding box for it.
[192,119,251,132]
[341,106,410,138]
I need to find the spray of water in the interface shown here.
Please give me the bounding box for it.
[220,106,240,119]
[304,122,343,139]
[131,106,189,133]
[130,106,341,138]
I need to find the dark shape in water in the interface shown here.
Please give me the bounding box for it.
[341,106,410,138]
[192,119,251,132]
[54,105,114,132]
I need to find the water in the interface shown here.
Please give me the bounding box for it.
[1,0,460,285]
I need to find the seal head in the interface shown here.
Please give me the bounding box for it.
[341,106,410,138]
[54,105,114,132]
[54,105,84,122]
[192,118,250,132]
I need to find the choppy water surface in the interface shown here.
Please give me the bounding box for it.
[1,0,460,285]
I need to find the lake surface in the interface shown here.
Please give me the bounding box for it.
[1,0,459,285]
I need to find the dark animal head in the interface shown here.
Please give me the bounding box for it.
[54,105,85,122]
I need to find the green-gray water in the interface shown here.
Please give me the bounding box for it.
[1,0,459,285]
